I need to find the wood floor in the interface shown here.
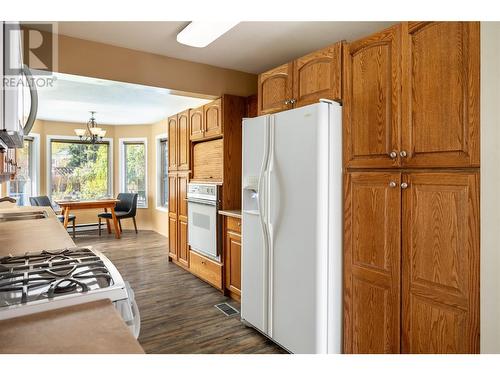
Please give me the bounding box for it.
[75,230,285,354]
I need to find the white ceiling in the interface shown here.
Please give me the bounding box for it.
[57,21,396,74]
[36,72,212,125]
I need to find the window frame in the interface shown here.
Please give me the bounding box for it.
[155,133,168,212]
[7,133,40,205]
[46,134,114,200]
[119,137,148,209]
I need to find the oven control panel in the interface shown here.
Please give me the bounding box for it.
[187,183,218,202]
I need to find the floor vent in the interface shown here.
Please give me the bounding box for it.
[215,303,239,317]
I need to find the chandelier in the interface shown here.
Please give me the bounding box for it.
[74,111,106,144]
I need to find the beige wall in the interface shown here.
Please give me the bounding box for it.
[19,118,169,236]
[46,31,257,98]
[480,21,500,353]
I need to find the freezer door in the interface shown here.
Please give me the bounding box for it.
[241,115,269,334]
[268,102,338,353]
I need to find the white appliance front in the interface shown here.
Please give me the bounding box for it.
[241,101,342,354]
[241,114,269,334]
[188,200,218,259]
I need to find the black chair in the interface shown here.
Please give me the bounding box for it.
[98,193,138,236]
[30,196,76,239]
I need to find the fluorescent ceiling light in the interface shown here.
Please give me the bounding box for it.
[177,21,239,48]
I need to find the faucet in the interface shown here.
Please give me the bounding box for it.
[0,197,16,203]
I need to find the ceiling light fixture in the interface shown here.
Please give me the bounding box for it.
[177,21,239,48]
[74,111,106,144]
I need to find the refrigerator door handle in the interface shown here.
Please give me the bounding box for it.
[266,115,276,337]
[257,116,271,334]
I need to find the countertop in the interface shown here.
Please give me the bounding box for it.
[0,300,144,354]
[218,209,242,219]
[0,206,74,257]
[0,205,144,354]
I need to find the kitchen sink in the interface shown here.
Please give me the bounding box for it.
[0,210,48,222]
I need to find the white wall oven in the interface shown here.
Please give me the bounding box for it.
[187,183,221,261]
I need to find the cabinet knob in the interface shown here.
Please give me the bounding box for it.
[400,150,407,157]
[284,99,290,105]
[389,181,397,188]
[401,182,409,189]
[289,98,296,104]
[389,151,398,159]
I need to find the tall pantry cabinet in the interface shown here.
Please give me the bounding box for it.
[343,22,480,354]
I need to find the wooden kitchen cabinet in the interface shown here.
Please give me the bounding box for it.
[257,63,293,115]
[401,172,479,353]
[168,115,178,171]
[190,250,223,290]
[203,98,222,139]
[293,42,342,107]
[344,171,480,354]
[344,22,479,170]
[177,109,190,171]
[344,172,402,353]
[177,172,189,268]
[343,24,402,169]
[189,106,204,141]
[168,172,178,261]
[224,216,241,301]
[401,22,480,168]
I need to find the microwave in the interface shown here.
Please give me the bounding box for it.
[0,21,38,150]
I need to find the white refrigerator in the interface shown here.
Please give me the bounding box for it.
[241,100,342,354]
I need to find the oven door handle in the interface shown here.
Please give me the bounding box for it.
[186,197,217,206]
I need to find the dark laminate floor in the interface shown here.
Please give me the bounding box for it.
[75,230,285,354]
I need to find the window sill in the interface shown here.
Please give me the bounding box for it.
[155,206,168,213]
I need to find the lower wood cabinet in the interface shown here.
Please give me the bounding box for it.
[344,171,479,354]
[223,216,241,301]
[168,171,190,268]
[189,250,223,289]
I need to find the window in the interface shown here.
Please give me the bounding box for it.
[49,137,112,200]
[8,134,39,206]
[156,134,168,210]
[120,138,147,208]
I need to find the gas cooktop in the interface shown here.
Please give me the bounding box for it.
[0,248,114,308]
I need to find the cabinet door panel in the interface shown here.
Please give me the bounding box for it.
[168,215,178,260]
[204,98,222,138]
[343,24,401,169]
[177,172,188,220]
[293,42,342,107]
[344,172,401,353]
[401,22,479,167]
[258,63,293,115]
[402,172,479,353]
[168,115,177,171]
[189,106,204,141]
[177,109,190,170]
[168,173,177,215]
[225,229,241,297]
[178,219,189,267]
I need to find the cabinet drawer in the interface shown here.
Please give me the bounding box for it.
[226,216,241,233]
[189,251,222,289]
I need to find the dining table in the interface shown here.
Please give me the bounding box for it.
[55,199,122,239]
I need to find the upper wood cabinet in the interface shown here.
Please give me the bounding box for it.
[344,172,402,353]
[344,22,480,169]
[401,172,479,353]
[257,42,343,115]
[293,42,342,107]
[343,24,402,169]
[257,63,293,115]
[189,106,204,141]
[168,115,178,171]
[203,98,223,139]
[177,110,190,171]
[401,22,480,168]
